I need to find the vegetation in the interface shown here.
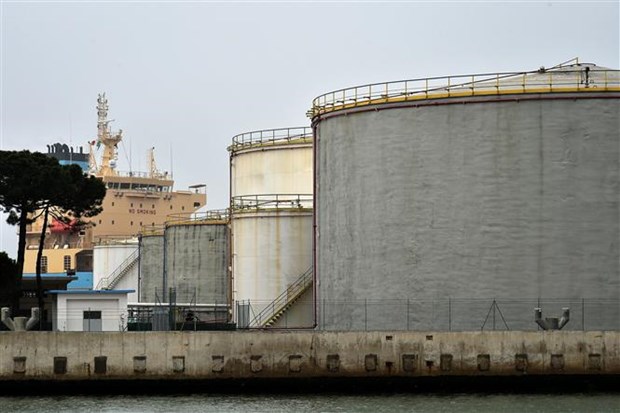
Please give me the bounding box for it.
[0,150,106,322]
[0,252,17,311]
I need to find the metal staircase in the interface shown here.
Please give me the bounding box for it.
[249,267,313,328]
[95,249,140,290]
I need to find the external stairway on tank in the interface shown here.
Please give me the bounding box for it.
[250,267,312,328]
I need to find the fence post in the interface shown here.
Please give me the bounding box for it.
[406,299,410,331]
[448,297,452,332]
[582,298,585,331]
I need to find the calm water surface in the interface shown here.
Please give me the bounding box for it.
[2,394,619,413]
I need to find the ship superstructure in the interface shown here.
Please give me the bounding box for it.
[23,94,207,286]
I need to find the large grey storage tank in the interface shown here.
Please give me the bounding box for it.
[310,61,620,331]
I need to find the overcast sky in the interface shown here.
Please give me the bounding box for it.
[1,1,618,258]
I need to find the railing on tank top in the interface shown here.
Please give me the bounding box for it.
[229,127,313,152]
[166,209,230,226]
[308,58,620,118]
[231,194,313,211]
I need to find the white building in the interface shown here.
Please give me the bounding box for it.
[49,290,133,331]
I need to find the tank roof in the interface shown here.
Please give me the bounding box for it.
[228,127,312,153]
[308,59,620,119]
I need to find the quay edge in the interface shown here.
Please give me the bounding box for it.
[0,331,618,387]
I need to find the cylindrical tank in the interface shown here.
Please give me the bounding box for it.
[164,210,230,309]
[229,127,315,328]
[93,239,138,301]
[231,195,313,327]
[311,62,620,331]
[138,227,165,303]
[229,127,313,198]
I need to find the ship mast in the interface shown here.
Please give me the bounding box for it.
[96,93,123,177]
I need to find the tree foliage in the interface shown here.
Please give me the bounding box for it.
[0,252,17,310]
[0,150,106,317]
[0,150,62,311]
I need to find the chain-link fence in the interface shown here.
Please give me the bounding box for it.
[317,298,619,331]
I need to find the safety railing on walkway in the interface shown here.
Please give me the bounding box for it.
[308,60,620,118]
[166,209,229,226]
[229,127,312,152]
[231,194,313,212]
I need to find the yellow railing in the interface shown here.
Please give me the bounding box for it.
[139,224,165,236]
[308,65,620,118]
[231,194,313,212]
[165,209,229,226]
[229,127,312,153]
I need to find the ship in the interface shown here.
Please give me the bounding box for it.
[22,93,207,290]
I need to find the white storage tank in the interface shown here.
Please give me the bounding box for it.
[93,238,139,302]
[310,61,620,331]
[232,195,313,328]
[229,127,313,198]
[229,127,314,328]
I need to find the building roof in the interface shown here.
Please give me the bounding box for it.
[48,289,135,295]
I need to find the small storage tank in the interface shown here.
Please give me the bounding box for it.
[93,238,139,302]
[229,127,312,197]
[310,61,620,331]
[164,210,230,311]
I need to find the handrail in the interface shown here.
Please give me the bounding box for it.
[166,209,229,226]
[229,127,312,152]
[140,224,166,236]
[232,194,313,211]
[96,248,140,290]
[249,266,313,328]
[308,64,620,118]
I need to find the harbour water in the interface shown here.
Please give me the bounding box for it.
[2,393,619,413]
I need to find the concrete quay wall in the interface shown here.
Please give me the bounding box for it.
[0,331,617,381]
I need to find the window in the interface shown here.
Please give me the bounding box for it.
[63,255,71,271]
[139,203,143,208]
[152,204,155,209]
[111,220,115,225]
[194,202,200,208]
[182,206,185,211]
[41,256,48,274]
[170,205,173,210]
[111,202,115,207]
[130,221,133,226]
[83,311,102,332]
[131,203,134,207]
[99,219,102,224]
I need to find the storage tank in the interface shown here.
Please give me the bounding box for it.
[232,195,313,328]
[229,127,313,197]
[229,127,314,328]
[93,238,139,302]
[310,61,620,331]
[164,210,230,311]
[138,227,165,303]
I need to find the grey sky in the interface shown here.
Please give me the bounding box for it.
[1,1,618,258]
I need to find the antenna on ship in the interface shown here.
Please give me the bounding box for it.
[95,92,123,177]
